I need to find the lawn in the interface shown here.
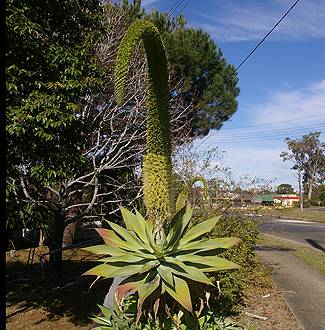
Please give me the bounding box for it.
[259,234,325,275]
[235,206,325,223]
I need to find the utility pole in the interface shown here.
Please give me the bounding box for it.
[298,169,303,212]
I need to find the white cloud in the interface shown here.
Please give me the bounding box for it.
[196,80,325,188]
[193,0,325,42]
[251,80,325,124]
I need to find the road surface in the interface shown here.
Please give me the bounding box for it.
[258,218,325,252]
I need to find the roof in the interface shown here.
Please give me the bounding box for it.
[255,194,274,202]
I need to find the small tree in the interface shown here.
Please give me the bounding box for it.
[281,132,325,202]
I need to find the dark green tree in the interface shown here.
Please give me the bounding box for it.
[276,183,295,194]
[6,0,105,269]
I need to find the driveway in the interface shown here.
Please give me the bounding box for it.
[258,219,325,252]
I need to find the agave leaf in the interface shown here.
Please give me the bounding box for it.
[166,207,193,250]
[89,316,111,326]
[97,304,113,319]
[157,264,174,288]
[105,221,147,250]
[138,274,160,307]
[164,257,213,286]
[180,237,241,253]
[82,245,127,256]
[98,255,145,264]
[179,216,221,246]
[120,208,148,245]
[177,255,240,271]
[95,229,131,250]
[162,275,192,312]
[138,260,159,274]
[84,263,145,278]
[115,281,140,308]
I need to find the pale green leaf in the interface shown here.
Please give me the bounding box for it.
[82,245,127,256]
[157,265,174,288]
[84,263,144,278]
[176,255,240,271]
[162,275,192,312]
[98,255,144,263]
[120,207,148,244]
[179,216,221,245]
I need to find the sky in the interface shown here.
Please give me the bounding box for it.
[141,0,325,190]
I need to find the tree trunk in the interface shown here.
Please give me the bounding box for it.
[307,175,314,201]
[62,190,83,247]
[62,222,78,248]
[48,211,65,272]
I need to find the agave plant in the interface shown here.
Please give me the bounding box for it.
[84,206,240,319]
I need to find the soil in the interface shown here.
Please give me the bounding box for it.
[6,247,301,329]
[236,287,301,330]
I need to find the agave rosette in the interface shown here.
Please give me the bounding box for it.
[83,207,240,314]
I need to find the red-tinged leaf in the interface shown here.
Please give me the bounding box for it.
[95,228,130,250]
[115,282,139,308]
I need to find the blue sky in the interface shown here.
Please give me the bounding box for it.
[141,0,325,190]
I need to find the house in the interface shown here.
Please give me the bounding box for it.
[254,193,300,207]
[273,194,300,207]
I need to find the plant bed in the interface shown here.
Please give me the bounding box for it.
[6,247,108,329]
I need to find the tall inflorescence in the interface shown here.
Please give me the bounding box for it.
[114,20,173,232]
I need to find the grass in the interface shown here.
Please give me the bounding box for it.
[234,206,325,223]
[279,207,325,223]
[259,234,325,275]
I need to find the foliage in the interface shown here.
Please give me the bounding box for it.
[281,132,325,200]
[6,0,104,185]
[6,0,106,236]
[276,183,295,194]
[91,301,247,330]
[163,28,239,136]
[175,176,208,212]
[190,209,261,315]
[83,206,240,321]
[114,19,173,227]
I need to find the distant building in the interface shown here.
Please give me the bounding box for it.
[273,194,300,207]
[254,193,300,207]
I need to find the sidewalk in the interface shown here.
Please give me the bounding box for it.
[257,246,325,330]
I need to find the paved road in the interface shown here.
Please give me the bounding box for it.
[259,218,325,252]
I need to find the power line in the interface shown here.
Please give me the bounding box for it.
[204,125,325,142]
[220,114,325,131]
[203,129,325,144]
[174,0,192,18]
[192,0,302,149]
[234,0,301,73]
[167,0,185,17]
[210,123,325,139]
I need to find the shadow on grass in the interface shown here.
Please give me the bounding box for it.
[255,245,295,252]
[6,249,112,327]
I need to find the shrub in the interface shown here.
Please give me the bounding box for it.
[190,208,261,316]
